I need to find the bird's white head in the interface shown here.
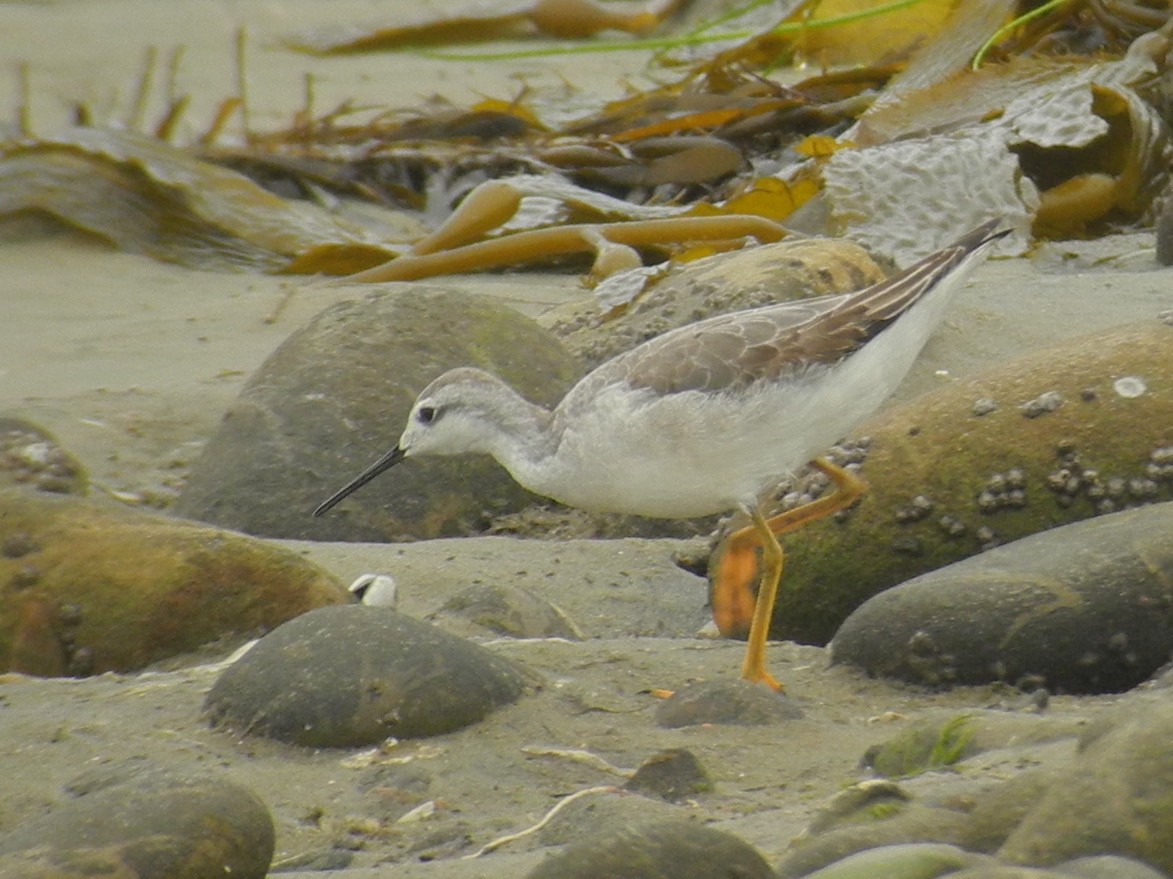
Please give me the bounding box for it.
[313,367,545,517]
[397,367,511,458]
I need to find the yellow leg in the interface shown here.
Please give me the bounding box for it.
[739,507,786,690]
[714,458,869,689]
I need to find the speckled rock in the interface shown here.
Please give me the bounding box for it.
[0,767,273,879]
[998,701,1173,873]
[205,604,527,746]
[175,287,582,541]
[526,819,772,879]
[831,503,1173,692]
[711,320,1172,645]
[0,489,347,676]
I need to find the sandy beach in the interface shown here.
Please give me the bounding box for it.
[2,2,1173,877]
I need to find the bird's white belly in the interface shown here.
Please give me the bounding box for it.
[520,335,926,518]
[517,377,856,518]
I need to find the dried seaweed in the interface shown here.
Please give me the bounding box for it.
[3,0,1172,285]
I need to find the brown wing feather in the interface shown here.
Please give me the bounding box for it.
[611,219,1007,396]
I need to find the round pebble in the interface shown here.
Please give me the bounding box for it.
[655,678,803,728]
[526,819,772,879]
[205,604,527,746]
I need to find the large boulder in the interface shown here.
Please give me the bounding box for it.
[175,287,583,541]
[0,488,347,676]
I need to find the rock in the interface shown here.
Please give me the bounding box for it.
[958,771,1061,855]
[831,503,1173,692]
[946,867,1078,878]
[711,320,1172,646]
[654,678,803,728]
[430,582,583,640]
[998,701,1173,874]
[1058,854,1170,879]
[526,819,772,879]
[534,789,684,848]
[205,604,527,746]
[175,287,582,541]
[0,417,86,496]
[623,749,712,802]
[0,766,273,879]
[863,712,1083,778]
[863,714,983,778]
[776,795,975,878]
[554,236,887,370]
[784,842,990,879]
[0,489,347,676]
[1156,184,1173,266]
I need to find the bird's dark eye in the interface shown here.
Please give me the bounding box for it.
[417,405,438,425]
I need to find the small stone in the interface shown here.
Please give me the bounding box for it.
[1020,391,1064,418]
[527,819,772,879]
[655,679,803,728]
[624,749,712,802]
[972,398,998,416]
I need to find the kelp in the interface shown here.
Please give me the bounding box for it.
[0,127,399,273]
[3,0,1172,285]
[287,0,686,54]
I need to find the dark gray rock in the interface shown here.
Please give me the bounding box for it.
[205,604,527,746]
[831,503,1173,692]
[0,766,273,879]
[527,819,772,879]
[998,701,1173,874]
[175,287,582,541]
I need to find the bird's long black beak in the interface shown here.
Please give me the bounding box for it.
[313,445,407,516]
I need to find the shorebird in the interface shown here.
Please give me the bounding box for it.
[316,219,1009,691]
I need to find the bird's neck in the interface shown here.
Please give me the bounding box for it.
[481,391,560,489]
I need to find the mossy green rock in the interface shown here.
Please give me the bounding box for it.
[175,287,583,541]
[0,489,348,676]
[714,320,1171,645]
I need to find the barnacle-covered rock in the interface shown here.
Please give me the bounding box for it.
[711,319,1172,645]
